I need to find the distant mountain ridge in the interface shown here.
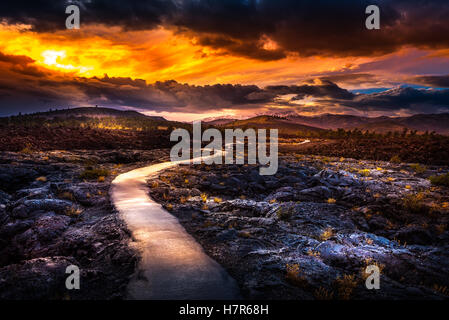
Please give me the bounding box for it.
[287,113,449,134]
[223,115,325,135]
[5,107,449,135]
[210,112,449,135]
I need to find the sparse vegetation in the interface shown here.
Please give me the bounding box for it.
[151,181,159,188]
[402,192,427,214]
[429,173,449,187]
[19,145,34,154]
[142,146,449,300]
[320,227,334,241]
[358,169,371,177]
[276,206,295,220]
[80,167,109,180]
[59,191,74,201]
[285,264,308,287]
[314,287,333,300]
[410,163,427,174]
[66,206,82,217]
[390,155,402,164]
[334,274,358,300]
[180,196,188,204]
[432,284,449,296]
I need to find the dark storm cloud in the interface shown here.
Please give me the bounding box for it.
[174,0,449,59]
[1,1,449,59]
[0,0,175,31]
[172,0,449,59]
[409,75,449,88]
[266,80,355,100]
[1,51,448,116]
[194,34,287,61]
[345,87,449,113]
[317,73,381,87]
[0,52,273,115]
[0,52,35,65]
[310,87,449,115]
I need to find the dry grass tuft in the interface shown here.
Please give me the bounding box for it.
[320,227,334,241]
[285,264,308,287]
[314,287,333,300]
[334,274,358,300]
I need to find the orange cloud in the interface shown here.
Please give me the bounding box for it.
[0,22,375,87]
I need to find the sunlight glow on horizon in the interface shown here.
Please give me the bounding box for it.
[0,23,374,87]
[41,49,92,73]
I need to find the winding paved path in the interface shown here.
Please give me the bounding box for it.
[111,158,241,300]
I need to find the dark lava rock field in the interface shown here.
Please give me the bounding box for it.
[148,154,449,299]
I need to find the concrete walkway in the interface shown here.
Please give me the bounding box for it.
[111,159,240,300]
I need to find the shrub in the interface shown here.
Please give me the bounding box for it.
[402,192,427,213]
[59,191,74,201]
[66,206,82,217]
[20,146,33,154]
[429,173,449,187]
[80,167,109,180]
[285,264,308,287]
[151,181,159,188]
[276,206,294,220]
[307,249,321,258]
[409,163,427,174]
[320,227,334,241]
[358,169,371,177]
[334,274,358,300]
[390,155,401,164]
[314,287,333,300]
[180,196,188,204]
[433,284,449,296]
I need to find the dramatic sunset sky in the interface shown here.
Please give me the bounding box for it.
[1,0,449,121]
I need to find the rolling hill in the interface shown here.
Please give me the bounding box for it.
[223,115,325,135]
[0,107,185,151]
[12,107,166,121]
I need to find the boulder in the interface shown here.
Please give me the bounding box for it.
[11,199,75,218]
[394,226,434,245]
[0,256,77,299]
[34,213,71,243]
[0,166,39,191]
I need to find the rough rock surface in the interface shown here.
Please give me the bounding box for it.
[0,149,167,299]
[148,155,449,300]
